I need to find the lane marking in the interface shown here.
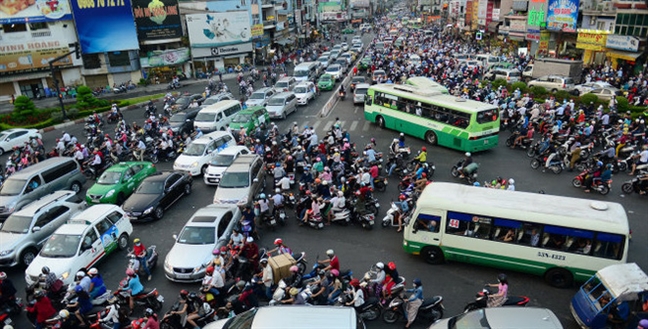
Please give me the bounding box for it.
[362,121,371,131]
[350,121,358,131]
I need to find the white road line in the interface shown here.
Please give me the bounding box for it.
[339,121,346,128]
[349,121,358,131]
[362,121,371,131]
[323,120,334,130]
[311,120,321,131]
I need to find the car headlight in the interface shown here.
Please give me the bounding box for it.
[61,269,71,280]
[237,196,248,206]
[0,249,13,256]
[164,259,172,272]
[106,190,115,198]
[191,161,199,168]
[143,207,154,215]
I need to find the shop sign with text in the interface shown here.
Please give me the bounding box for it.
[0,0,72,24]
[132,0,182,41]
[0,40,72,75]
[606,35,639,52]
[71,0,139,53]
[546,0,578,32]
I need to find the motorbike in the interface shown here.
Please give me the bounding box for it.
[160,301,215,329]
[505,132,533,149]
[83,158,114,180]
[337,290,382,321]
[373,176,388,192]
[114,280,164,312]
[621,174,648,195]
[144,104,157,118]
[382,198,415,228]
[0,297,22,327]
[463,287,530,312]
[382,292,444,325]
[167,81,181,90]
[451,160,479,184]
[530,155,564,174]
[113,84,128,94]
[339,90,346,101]
[127,245,159,277]
[571,170,611,195]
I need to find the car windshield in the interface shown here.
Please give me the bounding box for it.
[136,181,164,194]
[195,112,216,122]
[177,226,215,244]
[98,171,122,185]
[249,93,265,100]
[210,154,235,166]
[231,113,252,123]
[222,308,257,329]
[0,179,26,196]
[275,82,288,88]
[295,70,309,77]
[320,75,332,81]
[202,98,221,106]
[509,71,521,77]
[219,172,249,188]
[175,97,190,105]
[327,66,339,72]
[318,57,327,62]
[267,98,285,106]
[0,214,33,233]
[170,113,187,123]
[294,86,308,93]
[40,234,81,258]
[183,143,206,156]
[352,77,365,83]
[356,88,368,95]
[449,308,487,329]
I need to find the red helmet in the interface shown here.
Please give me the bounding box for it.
[388,262,396,270]
[305,190,311,195]
[330,269,339,277]
[125,268,135,276]
[422,173,427,178]
[399,194,406,201]
[274,238,283,245]
[421,146,426,151]
[206,266,214,275]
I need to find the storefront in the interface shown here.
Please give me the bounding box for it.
[605,35,643,70]
[192,43,254,73]
[576,29,609,65]
[140,48,191,82]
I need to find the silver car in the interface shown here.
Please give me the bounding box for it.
[528,75,575,92]
[164,204,241,282]
[429,307,562,329]
[246,87,276,107]
[265,92,298,119]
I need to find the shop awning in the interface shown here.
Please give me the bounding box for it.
[607,50,642,61]
[276,38,294,45]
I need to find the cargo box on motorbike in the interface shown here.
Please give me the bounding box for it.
[269,254,296,284]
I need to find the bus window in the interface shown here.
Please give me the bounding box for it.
[414,214,440,233]
[593,233,624,260]
[477,109,499,123]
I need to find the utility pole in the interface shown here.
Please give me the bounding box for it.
[50,42,81,120]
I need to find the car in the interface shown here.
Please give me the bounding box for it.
[121,171,192,221]
[321,51,331,60]
[265,92,298,119]
[86,162,157,205]
[318,74,335,91]
[340,42,349,51]
[294,82,316,105]
[342,28,355,34]
[203,305,361,329]
[0,128,42,156]
[228,106,270,136]
[329,50,341,60]
[352,35,362,43]
[163,204,241,282]
[274,77,298,92]
[350,45,363,54]
[350,76,367,91]
[484,68,521,83]
[587,87,623,101]
[358,57,372,70]
[340,52,355,63]
[428,307,562,329]
[572,81,617,96]
[203,146,252,186]
[360,23,371,32]
[333,59,349,73]
[25,204,133,285]
[527,75,575,92]
[213,155,266,207]
[246,87,276,107]
[326,64,343,81]
[353,83,370,104]
[173,131,236,176]
[331,44,342,52]
[317,56,331,69]
[465,60,481,70]
[170,94,205,112]
[0,190,86,267]
[199,92,236,109]
[169,108,201,135]
[372,69,386,84]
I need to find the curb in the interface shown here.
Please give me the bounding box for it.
[319,75,351,118]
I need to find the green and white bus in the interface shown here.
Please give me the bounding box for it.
[364,84,499,152]
[403,183,629,288]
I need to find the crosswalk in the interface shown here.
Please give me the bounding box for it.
[281,119,374,135]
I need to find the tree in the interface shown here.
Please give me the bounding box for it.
[75,85,101,110]
[12,95,37,121]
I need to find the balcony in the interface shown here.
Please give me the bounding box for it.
[263,19,277,29]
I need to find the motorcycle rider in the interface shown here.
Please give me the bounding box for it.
[404,278,424,329]
[413,146,427,169]
[327,191,346,225]
[485,273,509,307]
[318,249,340,272]
[0,272,17,310]
[368,262,386,298]
[339,85,346,98]
[345,279,365,312]
[87,268,107,299]
[629,145,648,176]
[90,149,102,173]
[255,194,271,222]
[40,266,62,297]
[393,194,409,232]
[166,290,190,328]
[584,163,612,193]
[135,139,147,161]
[27,290,57,329]
[186,292,207,328]
[285,266,303,289]
[141,308,159,329]
[68,285,92,326]
[99,296,126,329]
[123,268,144,312]
[133,238,152,281]
[268,238,291,256]
[457,152,474,178]
[256,258,274,300]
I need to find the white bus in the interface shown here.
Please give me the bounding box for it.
[403,183,630,288]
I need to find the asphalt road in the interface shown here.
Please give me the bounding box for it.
[2,32,647,329]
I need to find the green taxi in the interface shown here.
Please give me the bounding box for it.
[317,74,335,91]
[86,162,157,205]
[358,57,372,71]
[341,28,355,34]
[229,106,270,135]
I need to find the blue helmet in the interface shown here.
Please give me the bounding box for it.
[75,285,83,293]
[413,278,422,286]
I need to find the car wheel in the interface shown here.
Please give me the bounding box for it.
[118,233,129,250]
[184,183,192,195]
[544,268,573,288]
[154,206,164,220]
[551,89,558,93]
[282,112,287,120]
[21,248,38,267]
[70,181,83,194]
[376,116,385,128]
[201,165,208,175]
[425,131,438,145]
[0,148,4,156]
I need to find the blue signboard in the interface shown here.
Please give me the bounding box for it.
[70,0,139,54]
[546,0,579,32]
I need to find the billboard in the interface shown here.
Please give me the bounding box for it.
[546,0,579,32]
[140,47,189,67]
[0,0,72,24]
[70,0,139,54]
[186,12,251,48]
[0,39,73,76]
[132,0,182,41]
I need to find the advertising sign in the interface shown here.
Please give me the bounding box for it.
[491,8,499,21]
[0,40,72,76]
[471,0,478,30]
[606,35,640,52]
[477,0,487,25]
[186,12,251,48]
[0,0,72,24]
[132,0,182,41]
[576,30,608,51]
[465,0,473,26]
[510,19,526,32]
[546,0,579,32]
[140,47,189,67]
[251,24,264,37]
[192,42,253,58]
[70,0,139,54]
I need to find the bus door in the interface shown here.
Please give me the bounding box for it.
[411,212,442,242]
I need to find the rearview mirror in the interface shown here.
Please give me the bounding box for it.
[172,234,178,240]
[32,226,41,232]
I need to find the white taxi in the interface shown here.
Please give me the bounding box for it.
[25,204,133,285]
[173,131,235,176]
[294,82,316,105]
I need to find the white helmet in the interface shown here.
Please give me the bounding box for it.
[465,152,471,157]
[76,271,85,278]
[376,262,385,270]
[326,249,335,256]
[508,178,515,185]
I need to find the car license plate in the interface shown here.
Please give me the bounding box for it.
[270,220,276,225]
[175,273,191,279]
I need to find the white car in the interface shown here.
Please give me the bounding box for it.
[317,56,330,69]
[329,50,341,60]
[340,42,349,51]
[173,131,235,176]
[572,82,617,96]
[326,64,343,81]
[25,205,133,285]
[203,146,251,186]
[294,82,316,105]
[164,204,241,282]
[0,128,42,156]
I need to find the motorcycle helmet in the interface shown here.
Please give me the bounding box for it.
[421,146,426,152]
[0,272,6,280]
[76,271,85,278]
[260,193,266,199]
[413,278,422,286]
[508,178,515,185]
[133,238,141,244]
[188,292,197,299]
[376,262,385,270]
[326,249,335,257]
[289,288,299,296]
[388,262,396,271]
[41,266,50,274]
[465,152,471,157]
[206,266,215,275]
[75,285,83,293]
[274,238,283,245]
[290,265,299,273]
[596,161,603,167]
[275,188,281,194]
[212,248,221,255]
[315,178,321,184]
[497,273,508,283]
[400,133,404,137]
[125,268,135,276]
[330,269,340,277]
[34,290,45,299]
[144,308,154,317]
[59,309,70,319]
[371,137,376,143]
[88,268,99,276]
[180,289,189,298]
[399,194,406,201]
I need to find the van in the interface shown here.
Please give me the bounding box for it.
[204,305,362,329]
[476,54,501,67]
[484,68,521,82]
[194,100,243,133]
[0,158,86,220]
[353,83,370,104]
[173,131,236,176]
[274,76,297,92]
[294,62,319,82]
[213,154,266,207]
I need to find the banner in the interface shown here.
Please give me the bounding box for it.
[546,0,579,32]
[606,35,639,52]
[251,24,263,36]
[132,0,182,41]
[70,0,139,53]
[0,0,72,24]
[140,47,189,67]
[0,40,72,76]
[186,12,251,48]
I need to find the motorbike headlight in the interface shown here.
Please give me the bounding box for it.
[106,190,115,198]
[143,207,154,215]
[0,249,13,256]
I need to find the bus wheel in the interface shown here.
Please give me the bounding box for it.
[544,268,573,288]
[425,131,437,145]
[421,246,444,265]
[376,116,385,128]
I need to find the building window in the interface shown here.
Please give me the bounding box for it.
[2,23,27,32]
[107,52,131,67]
[82,54,101,69]
[29,22,48,30]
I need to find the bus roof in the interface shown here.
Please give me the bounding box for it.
[418,183,628,234]
[370,84,497,113]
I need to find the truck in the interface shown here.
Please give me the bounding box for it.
[522,58,583,82]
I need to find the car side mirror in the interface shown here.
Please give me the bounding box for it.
[172,234,178,240]
[32,226,41,232]
[253,178,259,183]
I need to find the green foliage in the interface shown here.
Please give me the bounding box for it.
[138,78,150,86]
[510,81,527,93]
[579,93,599,105]
[529,86,548,98]
[75,86,102,110]
[12,95,37,121]
[492,78,508,90]
[554,90,573,102]
[615,96,629,113]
